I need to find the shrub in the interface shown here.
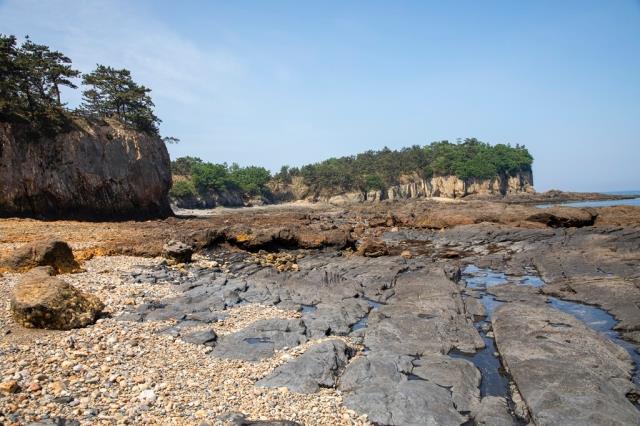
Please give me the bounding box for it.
[169,179,197,199]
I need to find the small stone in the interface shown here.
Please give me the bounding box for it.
[27,382,42,392]
[0,380,19,394]
[50,381,66,394]
[138,389,156,405]
[400,250,412,259]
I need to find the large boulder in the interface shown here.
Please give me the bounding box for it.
[0,240,78,273]
[162,240,193,263]
[11,267,104,329]
[0,119,172,219]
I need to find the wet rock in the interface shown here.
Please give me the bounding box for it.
[463,295,486,318]
[257,340,353,393]
[162,240,193,263]
[493,303,639,425]
[472,396,515,426]
[212,319,307,361]
[11,268,103,330]
[0,240,78,273]
[338,353,468,425]
[486,283,545,304]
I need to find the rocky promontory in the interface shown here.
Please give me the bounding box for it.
[0,199,638,424]
[0,119,172,220]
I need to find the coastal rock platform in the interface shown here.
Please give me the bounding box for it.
[0,199,638,425]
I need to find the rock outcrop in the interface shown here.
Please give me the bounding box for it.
[492,303,639,425]
[10,267,104,329]
[0,119,172,219]
[270,171,534,205]
[314,171,534,205]
[387,171,534,200]
[0,240,78,273]
[162,240,194,264]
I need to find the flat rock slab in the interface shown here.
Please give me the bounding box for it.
[212,319,307,361]
[472,396,515,426]
[493,303,639,425]
[338,353,471,425]
[256,339,353,393]
[364,269,484,355]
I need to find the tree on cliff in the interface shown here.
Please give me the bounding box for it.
[0,35,79,128]
[297,139,533,194]
[80,65,160,135]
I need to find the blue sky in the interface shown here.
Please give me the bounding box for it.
[2,0,639,191]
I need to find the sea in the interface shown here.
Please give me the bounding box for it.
[537,190,640,208]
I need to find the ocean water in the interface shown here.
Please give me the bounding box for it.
[537,190,640,208]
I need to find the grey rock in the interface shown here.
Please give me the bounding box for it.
[338,353,468,425]
[364,269,484,355]
[182,329,217,346]
[212,319,307,361]
[256,339,352,393]
[162,240,194,263]
[411,354,481,414]
[492,303,639,426]
[472,396,515,426]
[219,412,301,426]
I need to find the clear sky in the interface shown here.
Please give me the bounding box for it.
[2,0,639,191]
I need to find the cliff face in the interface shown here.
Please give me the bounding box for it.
[0,119,172,219]
[323,171,534,205]
[387,171,534,200]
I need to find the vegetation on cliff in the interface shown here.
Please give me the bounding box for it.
[0,34,164,137]
[170,156,272,202]
[171,139,532,204]
[273,138,533,195]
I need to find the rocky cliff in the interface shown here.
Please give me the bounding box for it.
[319,171,534,204]
[0,119,172,219]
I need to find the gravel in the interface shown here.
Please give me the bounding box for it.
[0,256,370,425]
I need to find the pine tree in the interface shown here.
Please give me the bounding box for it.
[81,65,160,135]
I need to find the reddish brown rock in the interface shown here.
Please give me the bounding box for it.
[355,238,389,257]
[0,240,78,273]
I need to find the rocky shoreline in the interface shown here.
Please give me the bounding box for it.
[1,199,639,425]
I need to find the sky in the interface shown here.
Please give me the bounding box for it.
[1,0,639,192]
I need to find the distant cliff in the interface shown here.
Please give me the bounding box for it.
[271,171,534,204]
[0,118,172,219]
[170,139,536,208]
[270,139,535,204]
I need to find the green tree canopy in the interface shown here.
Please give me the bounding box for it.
[294,138,533,194]
[0,35,79,131]
[81,65,160,135]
